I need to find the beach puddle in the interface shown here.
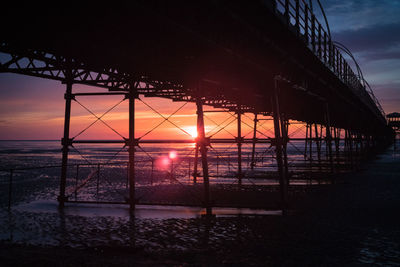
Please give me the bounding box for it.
[14,200,281,219]
[0,201,281,251]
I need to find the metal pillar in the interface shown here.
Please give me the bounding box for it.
[304,123,309,159]
[196,97,212,216]
[58,79,73,208]
[348,130,354,170]
[366,134,371,152]
[193,144,199,184]
[325,104,334,173]
[354,132,359,168]
[250,113,258,170]
[237,105,243,187]
[128,88,136,211]
[272,78,288,214]
[309,121,313,172]
[315,124,322,172]
[280,117,289,186]
[359,133,364,158]
[334,128,340,167]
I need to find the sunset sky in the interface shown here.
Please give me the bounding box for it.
[0,0,399,140]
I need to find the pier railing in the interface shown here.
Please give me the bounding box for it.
[271,0,385,120]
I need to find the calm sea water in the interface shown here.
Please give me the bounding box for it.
[0,141,399,266]
[0,139,338,205]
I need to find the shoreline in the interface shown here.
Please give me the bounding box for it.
[0,147,399,265]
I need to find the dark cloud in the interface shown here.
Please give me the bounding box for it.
[372,82,400,91]
[323,0,394,10]
[314,0,400,36]
[370,83,400,113]
[332,23,400,53]
[360,49,400,61]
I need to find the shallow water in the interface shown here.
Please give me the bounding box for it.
[15,200,281,219]
[0,140,338,206]
[0,206,280,250]
[1,141,399,265]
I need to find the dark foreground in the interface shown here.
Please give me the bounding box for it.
[1,149,399,266]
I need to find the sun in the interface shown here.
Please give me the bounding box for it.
[184,126,198,138]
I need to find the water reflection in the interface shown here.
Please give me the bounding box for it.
[0,201,280,250]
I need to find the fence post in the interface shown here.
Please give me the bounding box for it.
[304,4,309,45]
[318,24,322,59]
[311,14,316,53]
[284,0,290,24]
[295,0,300,31]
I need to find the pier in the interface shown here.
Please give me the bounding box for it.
[0,0,396,215]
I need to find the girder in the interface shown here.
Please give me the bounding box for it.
[0,0,393,137]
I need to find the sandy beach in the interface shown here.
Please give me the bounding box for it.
[0,147,399,266]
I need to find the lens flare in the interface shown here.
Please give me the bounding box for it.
[169,151,177,159]
[161,157,170,166]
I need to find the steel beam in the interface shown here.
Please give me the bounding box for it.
[128,87,137,211]
[315,124,322,173]
[58,79,72,208]
[272,78,288,214]
[237,105,243,187]
[280,117,289,186]
[71,138,273,144]
[196,97,212,216]
[193,143,199,184]
[250,113,258,170]
[325,104,334,174]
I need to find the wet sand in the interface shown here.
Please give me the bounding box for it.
[0,148,399,266]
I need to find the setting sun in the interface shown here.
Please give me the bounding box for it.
[184,126,198,138]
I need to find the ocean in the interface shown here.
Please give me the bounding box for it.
[0,140,399,265]
[0,139,327,206]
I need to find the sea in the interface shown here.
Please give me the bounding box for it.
[0,140,399,265]
[0,139,322,205]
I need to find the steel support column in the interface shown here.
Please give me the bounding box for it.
[237,105,243,187]
[280,116,289,186]
[348,130,354,170]
[58,79,73,208]
[359,134,364,158]
[250,113,258,170]
[304,123,309,159]
[315,124,322,172]
[309,122,313,172]
[196,97,212,216]
[193,143,199,184]
[325,104,334,174]
[272,78,288,214]
[334,128,340,167]
[128,87,136,211]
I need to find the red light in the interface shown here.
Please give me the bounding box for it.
[169,151,177,159]
[161,157,170,166]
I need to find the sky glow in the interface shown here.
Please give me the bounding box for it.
[0,1,399,140]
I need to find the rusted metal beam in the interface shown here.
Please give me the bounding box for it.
[196,96,212,216]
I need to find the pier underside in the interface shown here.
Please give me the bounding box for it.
[0,0,394,214]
